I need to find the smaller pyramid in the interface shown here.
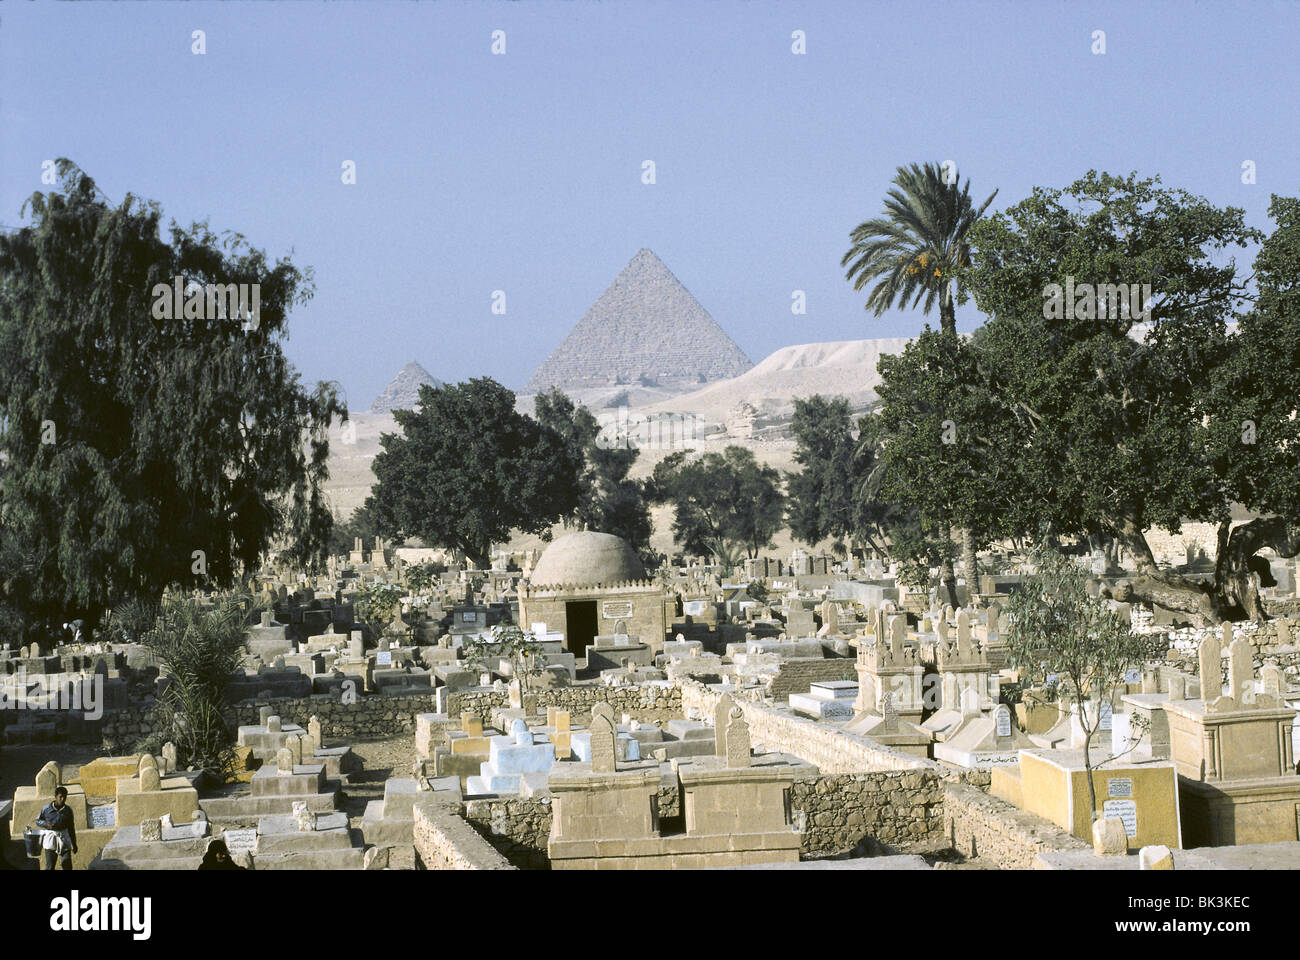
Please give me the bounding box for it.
[370,362,444,414]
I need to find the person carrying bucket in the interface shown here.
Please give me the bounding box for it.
[35,787,78,870]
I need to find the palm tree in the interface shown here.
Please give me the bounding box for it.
[842,162,998,601]
[841,162,997,337]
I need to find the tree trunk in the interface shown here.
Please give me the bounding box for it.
[464,544,490,571]
[1110,520,1223,626]
[961,528,978,596]
[1082,721,1099,823]
[1216,516,1300,621]
[1110,516,1300,625]
[939,285,956,337]
[938,555,959,610]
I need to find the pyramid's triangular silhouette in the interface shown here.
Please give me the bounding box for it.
[370,361,444,413]
[525,249,752,393]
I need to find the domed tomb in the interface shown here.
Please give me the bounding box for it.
[527,531,646,588]
[519,532,664,659]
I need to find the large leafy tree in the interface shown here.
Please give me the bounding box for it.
[871,330,1016,606]
[0,161,344,629]
[964,170,1280,623]
[365,379,579,569]
[787,395,857,553]
[648,446,785,560]
[841,161,998,585]
[533,388,652,556]
[786,394,896,560]
[1200,193,1300,618]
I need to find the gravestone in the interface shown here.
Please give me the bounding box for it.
[941,673,958,712]
[956,612,973,656]
[139,764,161,793]
[292,799,314,831]
[267,715,282,734]
[590,703,617,774]
[1228,637,1254,705]
[994,704,1012,738]
[725,707,751,768]
[140,817,162,842]
[1200,632,1223,701]
[35,762,60,796]
[881,691,898,732]
[276,747,294,773]
[1261,662,1284,699]
[1092,816,1127,855]
[713,693,735,758]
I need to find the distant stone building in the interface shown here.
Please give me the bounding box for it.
[725,402,757,439]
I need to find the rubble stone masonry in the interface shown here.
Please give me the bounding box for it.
[413,799,516,870]
[943,781,1088,869]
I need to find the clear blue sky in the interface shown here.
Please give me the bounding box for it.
[2,1,1295,410]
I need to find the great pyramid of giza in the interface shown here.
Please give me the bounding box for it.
[524,249,752,393]
[369,361,444,413]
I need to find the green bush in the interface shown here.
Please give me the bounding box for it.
[140,595,249,781]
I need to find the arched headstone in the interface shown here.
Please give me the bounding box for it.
[589,703,617,774]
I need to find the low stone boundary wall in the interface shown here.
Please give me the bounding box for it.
[792,771,945,857]
[101,679,683,749]
[453,771,945,866]
[101,692,445,746]
[450,683,681,725]
[680,679,931,773]
[414,799,516,870]
[942,781,1088,869]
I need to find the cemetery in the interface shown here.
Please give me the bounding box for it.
[1,526,1297,874]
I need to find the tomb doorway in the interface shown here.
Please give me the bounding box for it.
[565,600,598,658]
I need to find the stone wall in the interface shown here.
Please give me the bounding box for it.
[100,692,446,747]
[680,679,931,773]
[1159,615,1300,676]
[767,657,857,702]
[413,799,516,870]
[463,797,553,870]
[791,771,945,857]
[454,772,943,866]
[100,680,682,750]
[450,683,681,725]
[942,781,1088,869]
